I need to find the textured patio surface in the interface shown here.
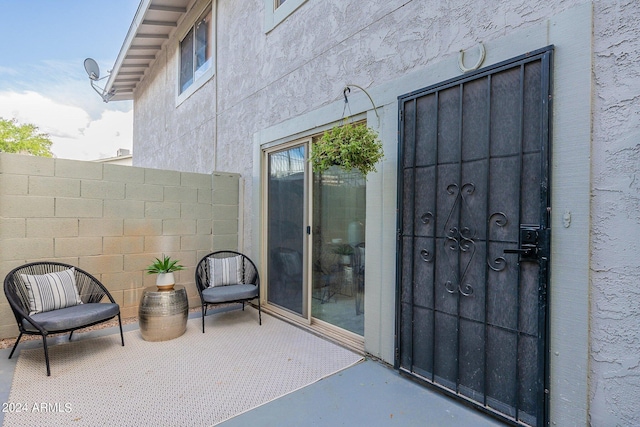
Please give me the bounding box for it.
[1,307,506,427]
[3,308,362,427]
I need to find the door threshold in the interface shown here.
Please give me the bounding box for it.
[261,305,365,354]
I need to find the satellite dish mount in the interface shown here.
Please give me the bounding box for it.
[84,58,115,102]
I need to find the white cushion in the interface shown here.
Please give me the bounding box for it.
[208,255,243,287]
[21,268,83,315]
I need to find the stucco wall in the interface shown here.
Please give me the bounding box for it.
[126,0,640,425]
[0,152,239,340]
[134,0,595,256]
[133,0,217,174]
[590,2,640,426]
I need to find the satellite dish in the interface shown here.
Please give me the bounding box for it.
[83,58,115,102]
[84,58,101,81]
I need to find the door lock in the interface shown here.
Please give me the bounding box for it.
[504,226,540,262]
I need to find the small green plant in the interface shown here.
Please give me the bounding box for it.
[146,255,185,274]
[310,122,383,177]
[332,244,354,256]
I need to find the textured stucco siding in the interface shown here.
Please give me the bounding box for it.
[590,2,640,426]
[215,0,586,249]
[127,0,640,425]
[133,1,216,175]
[134,0,588,245]
[134,0,580,191]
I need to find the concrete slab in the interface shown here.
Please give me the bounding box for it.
[0,312,506,427]
[219,359,506,427]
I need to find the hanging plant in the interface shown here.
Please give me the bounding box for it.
[310,121,383,177]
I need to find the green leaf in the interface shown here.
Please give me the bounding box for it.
[146,255,185,274]
[0,117,53,157]
[309,122,383,177]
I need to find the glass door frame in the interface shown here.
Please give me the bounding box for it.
[261,136,367,349]
[261,138,313,325]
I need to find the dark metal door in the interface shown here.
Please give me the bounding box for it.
[396,47,552,426]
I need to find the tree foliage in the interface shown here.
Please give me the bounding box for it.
[0,117,53,157]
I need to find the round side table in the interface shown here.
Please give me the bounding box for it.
[139,285,188,341]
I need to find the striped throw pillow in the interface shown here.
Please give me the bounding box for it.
[208,255,243,287]
[21,268,83,315]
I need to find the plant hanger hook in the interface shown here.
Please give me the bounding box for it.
[342,86,353,121]
[343,87,351,104]
[343,84,380,127]
[458,42,486,73]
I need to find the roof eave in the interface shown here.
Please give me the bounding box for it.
[105,0,189,101]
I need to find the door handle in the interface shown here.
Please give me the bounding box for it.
[503,248,531,255]
[503,226,542,262]
[503,247,538,259]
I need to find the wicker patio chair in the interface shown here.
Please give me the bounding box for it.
[195,250,261,333]
[3,262,124,376]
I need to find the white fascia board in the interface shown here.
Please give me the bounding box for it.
[105,0,153,98]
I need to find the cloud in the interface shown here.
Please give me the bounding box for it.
[0,58,132,121]
[0,66,18,76]
[0,90,132,161]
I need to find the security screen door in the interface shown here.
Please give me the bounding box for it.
[397,47,552,426]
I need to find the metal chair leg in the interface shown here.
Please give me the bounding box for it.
[69,331,74,341]
[42,335,51,376]
[8,332,23,359]
[117,313,125,346]
[258,298,262,325]
[201,303,207,333]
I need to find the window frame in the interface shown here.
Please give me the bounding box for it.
[263,0,307,33]
[177,2,215,105]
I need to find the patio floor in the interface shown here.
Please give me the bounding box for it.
[0,310,506,427]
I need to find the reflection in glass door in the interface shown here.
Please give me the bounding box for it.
[266,145,307,317]
[311,164,366,336]
[265,138,366,337]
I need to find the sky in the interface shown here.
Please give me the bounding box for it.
[0,1,140,160]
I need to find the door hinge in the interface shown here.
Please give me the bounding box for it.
[399,110,403,121]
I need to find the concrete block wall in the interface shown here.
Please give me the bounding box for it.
[0,153,240,339]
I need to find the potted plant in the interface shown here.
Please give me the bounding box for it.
[332,243,354,265]
[146,255,185,290]
[310,121,383,177]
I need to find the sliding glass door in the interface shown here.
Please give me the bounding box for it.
[266,144,308,317]
[265,137,366,337]
[311,165,365,335]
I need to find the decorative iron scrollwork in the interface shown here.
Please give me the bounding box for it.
[459,283,474,297]
[442,182,477,297]
[420,248,433,262]
[487,212,508,272]
[444,279,474,296]
[489,212,508,227]
[445,280,457,294]
[488,257,507,272]
[445,226,461,251]
[420,212,434,224]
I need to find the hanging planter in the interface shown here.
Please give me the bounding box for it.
[310,121,383,177]
[310,85,384,177]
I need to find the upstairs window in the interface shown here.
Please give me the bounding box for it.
[179,6,213,95]
[264,0,307,32]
